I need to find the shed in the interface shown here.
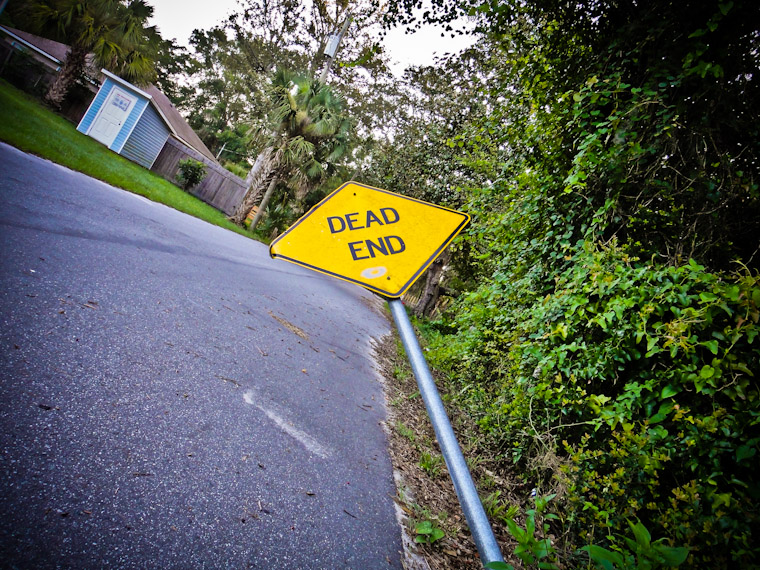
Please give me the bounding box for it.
[77,69,216,169]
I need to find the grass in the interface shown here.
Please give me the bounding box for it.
[396,420,417,443]
[0,80,252,239]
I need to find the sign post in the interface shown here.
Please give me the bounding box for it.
[269,181,504,567]
[387,297,505,565]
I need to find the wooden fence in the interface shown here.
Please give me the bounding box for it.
[151,136,247,215]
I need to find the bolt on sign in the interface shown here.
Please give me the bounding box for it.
[269,181,470,297]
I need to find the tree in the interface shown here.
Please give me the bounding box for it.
[179,0,402,151]
[174,0,406,226]
[179,27,267,152]
[215,124,255,171]
[14,0,158,107]
[229,70,351,230]
[358,41,500,313]
[151,36,191,106]
[378,0,760,566]
[381,0,760,270]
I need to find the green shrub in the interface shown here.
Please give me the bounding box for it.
[429,241,759,566]
[176,158,206,189]
[222,159,250,178]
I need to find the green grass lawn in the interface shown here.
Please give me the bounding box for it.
[0,80,252,239]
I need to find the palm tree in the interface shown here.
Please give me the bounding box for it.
[99,0,157,84]
[16,0,157,108]
[230,69,351,230]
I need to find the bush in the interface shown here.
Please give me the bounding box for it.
[429,242,760,567]
[221,159,250,178]
[176,158,206,190]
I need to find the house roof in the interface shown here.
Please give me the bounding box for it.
[0,25,97,75]
[1,25,67,62]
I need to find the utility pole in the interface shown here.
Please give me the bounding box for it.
[319,11,352,83]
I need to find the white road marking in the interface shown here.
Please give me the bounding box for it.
[243,390,331,458]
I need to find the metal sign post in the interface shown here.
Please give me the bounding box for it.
[269,180,504,567]
[388,298,504,567]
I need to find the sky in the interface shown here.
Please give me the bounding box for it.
[147,0,475,74]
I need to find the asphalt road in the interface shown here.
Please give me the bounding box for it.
[0,143,403,569]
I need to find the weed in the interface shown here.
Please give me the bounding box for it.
[479,474,497,491]
[395,421,416,443]
[504,494,560,569]
[419,451,444,478]
[581,519,689,570]
[480,490,518,525]
[414,520,445,545]
[392,364,408,381]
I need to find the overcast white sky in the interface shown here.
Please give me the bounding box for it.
[147,0,474,74]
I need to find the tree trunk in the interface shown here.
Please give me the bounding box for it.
[249,173,279,232]
[414,251,450,317]
[229,147,275,225]
[45,43,87,109]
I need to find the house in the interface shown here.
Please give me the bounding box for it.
[0,24,98,121]
[1,24,248,215]
[1,24,69,75]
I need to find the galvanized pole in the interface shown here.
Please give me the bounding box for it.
[388,298,504,567]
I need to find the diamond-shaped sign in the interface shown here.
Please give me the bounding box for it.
[269,181,470,298]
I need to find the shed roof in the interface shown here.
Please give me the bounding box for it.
[144,84,217,163]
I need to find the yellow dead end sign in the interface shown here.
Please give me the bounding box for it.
[269,181,470,298]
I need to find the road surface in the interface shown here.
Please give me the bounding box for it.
[0,143,403,568]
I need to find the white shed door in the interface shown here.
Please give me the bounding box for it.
[89,87,135,148]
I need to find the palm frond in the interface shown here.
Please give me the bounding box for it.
[283,136,315,165]
[304,158,324,179]
[326,142,348,163]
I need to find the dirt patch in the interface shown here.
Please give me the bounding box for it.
[374,329,526,569]
[269,311,309,340]
[360,291,389,318]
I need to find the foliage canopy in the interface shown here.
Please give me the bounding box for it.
[10,0,162,106]
[375,0,760,567]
